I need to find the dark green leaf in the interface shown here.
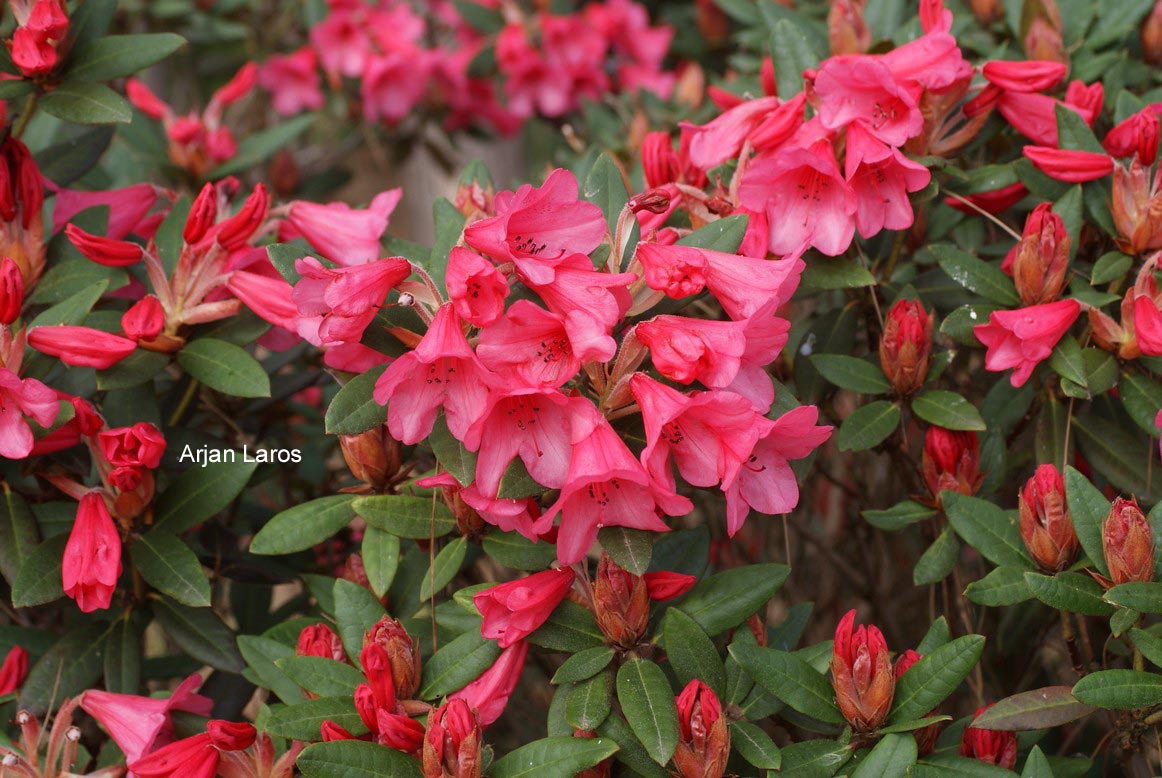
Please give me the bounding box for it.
[19,623,108,714]
[616,658,679,765]
[0,486,38,587]
[132,531,211,607]
[276,656,365,697]
[250,495,356,555]
[333,579,386,664]
[932,244,1020,306]
[964,566,1034,607]
[1025,571,1114,616]
[154,460,257,533]
[598,527,652,575]
[566,670,613,730]
[810,355,891,394]
[177,339,270,398]
[40,82,131,124]
[1072,669,1162,709]
[352,494,455,539]
[862,500,935,531]
[10,534,68,608]
[728,640,844,724]
[1064,465,1109,575]
[325,366,388,434]
[851,733,916,778]
[103,618,141,694]
[553,646,615,685]
[489,737,619,778]
[482,528,556,571]
[662,609,726,697]
[730,719,781,769]
[913,526,959,585]
[152,596,244,672]
[890,635,985,722]
[800,257,875,290]
[770,18,821,100]
[419,631,502,698]
[942,492,1030,568]
[66,33,186,81]
[971,686,1095,730]
[838,401,900,452]
[529,600,604,652]
[676,563,789,637]
[419,536,467,600]
[1104,582,1162,613]
[361,527,399,599]
[209,114,317,178]
[912,390,986,431]
[268,697,367,742]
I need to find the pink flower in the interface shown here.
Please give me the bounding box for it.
[463,169,605,285]
[739,140,857,257]
[814,55,923,146]
[310,7,374,80]
[0,367,58,460]
[52,183,160,241]
[466,387,577,498]
[996,91,1092,146]
[537,403,691,564]
[446,247,509,327]
[524,254,634,333]
[293,256,411,345]
[283,189,403,266]
[476,300,614,388]
[362,49,432,125]
[1104,109,1161,164]
[728,302,791,412]
[973,299,1081,387]
[724,405,832,535]
[258,48,324,116]
[227,269,299,331]
[880,28,969,92]
[62,492,122,612]
[844,122,931,238]
[450,640,528,727]
[28,325,137,369]
[496,23,573,119]
[97,422,165,469]
[474,568,575,647]
[635,315,747,388]
[418,472,541,540]
[680,96,781,170]
[373,305,490,444]
[82,674,213,765]
[981,60,1067,92]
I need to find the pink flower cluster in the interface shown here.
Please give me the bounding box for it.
[257,0,675,135]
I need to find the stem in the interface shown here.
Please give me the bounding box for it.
[168,379,199,427]
[11,93,37,139]
[1061,610,1086,677]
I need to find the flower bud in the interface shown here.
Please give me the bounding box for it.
[960,706,1017,769]
[642,570,697,601]
[1010,203,1070,305]
[321,720,355,741]
[830,610,894,732]
[98,422,165,469]
[593,553,650,650]
[297,623,345,662]
[121,296,165,343]
[339,425,397,491]
[1103,497,1155,585]
[207,720,256,751]
[672,680,729,778]
[970,0,1004,24]
[184,183,218,245]
[0,257,23,325]
[422,699,481,778]
[1024,15,1067,65]
[0,645,28,696]
[1018,464,1079,572]
[828,0,871,55]
[921,427,981,500]
[216,184,268,251]
[364,617,421,700]
[641,132,680,189]
[64,224,144,267]
[879,299,932,396]
[1144,0,1162,65]
[1112,160,1162,254]
[359,644,397,711]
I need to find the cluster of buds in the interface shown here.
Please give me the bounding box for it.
[830,610,894,732]
[591,554,698,649]
[879,298,932,396]
[1018,464,1080,572]
[1111,159,1162,255]
[0,137,46,289]
[0,697,118,778]
[128,719,300,778]
[1005,203,1070,306]
[960,706,1018,769]
[921,427,982,502]
[7,0,69,78]
[339,424,404,493]
[672,680,730,778]
[422,699,482,778]
[1099,497,1155,587]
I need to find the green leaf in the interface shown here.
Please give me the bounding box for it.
[152,596,244,672]
[1086,0,1154,49]
[851,733,916,778]
[1091,251,1132,286]
[932,244,1020,306]
[584,153,628,243]
[567,669,613,730]
[1022,746,1054,778]
[965,566,1034,606]
[450,0,505,32]
[39,82,131,124]
[942,492,1030,569]
[250,495,356,555]
[68,0,116,49]
[418,631,501,698]
[1104,582,1162,613]
[154,460,257,533]
[913,526,960,586]
[419,536,467,600]
[1050,335,1088,391]
[28,280,109,329]
[1131,628,1162,668]
[1063,465,1109,575]
[616,658,679,765]
[276,656,365,697]
[497,455,546,499]
[361,527,399,599]
[1072,669,1162,709]
[428,413,477,485]
[890,635,985,722]
[662,609,726,697]
[10,534,68,608]
[971,686,1095,730]
[915,754,1017,776]
[268,697,367,742]
[35,125,115,186]
[912,391,986,431]
[677,214,747,253]
[1025,571,1114,616]
[428,198,465,296]
[1055,104,1105,154]
[1119,372,1162,438]
[810,355,891,394]
[1110,606,1139,637]
[598,527,652,575]
[862,500,935,531]
[728,640,844,724]
[66,33,186,81]
[104,617,142,694]
[298,740,420,778]
[1074,414,1162,504]
[96,349,169,390]
[876,714,951,734]
[325,366,388,434]
[238,635,302,705]
[489,737,619,778]
[770,18,821,100]
[209,114,317,178]
[0,486,38,587]
[177,338,271,398]
[940,304,999,346]
[800,257,875,290]
[529,600,604,652]
[838,401,900,452]
[18,623,108,714]
[352,494,455,539]
[676,563,790,637]
[131,531,211,607]
[333,579,386,664]
[482,528,556,571]
[730,720,781,770]
[778,739,852,776]
[553,646,615,685]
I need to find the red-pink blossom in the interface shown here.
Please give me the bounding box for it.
[475,568,575,647]
[28,325,137,369]
[476,300,614,388]
[62,492,122,612]
[284,189,403,266]
[1023,146,1115,182]
[844,122,931,238]
[636,315,747,388]
[450,640,529,727]
[293,256,411,345]
[82,674,213,765]
[259,48,324,116]
[973,299,1081,386]
[0,367,58,460]
[446,246,509,327]
[814,55,923,145]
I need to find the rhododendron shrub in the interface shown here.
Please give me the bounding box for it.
[2,0,1162,777]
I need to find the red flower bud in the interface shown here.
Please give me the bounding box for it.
[1112,160,1162,254]
[830,609,894,732]
[641,131,680,189]
[321,720,355,741]
[1103,497,1155,585]
[28,326,138,369]
[922,427,982,500]
[1018,464,1079,572]
[126,79,170,121]
[593,554,650,649]
[879,299,932,396]
[1144,0,1162,65]
[297,623,345,662]
[184,183,218,245]
[0,645,28,696]
[673,680,730,778]
[364,617,421,700]
[0,257,24,325]
[827,0,871,55]
[642,570,697,601]
[1023,146,1114,183]
[64,224,144,267]
[1009,203,1070,305]
[981,60,1067,92]
[97,422,165,469]
[121,296,165,342]
[961,706,1017,769]
[206,720,256,751]
[422,699,481,778]
[359,643,397,711]
[215,184,268,251]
